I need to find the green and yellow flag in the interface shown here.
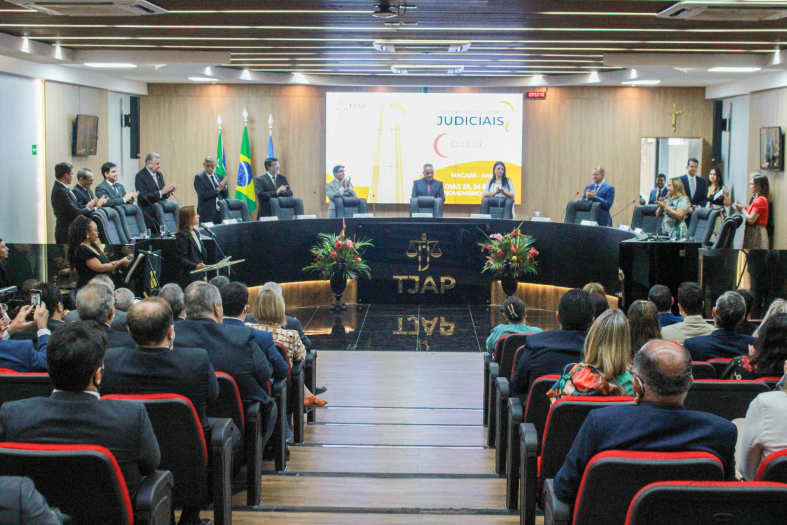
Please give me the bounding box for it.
[234,125,256,211]
[216,129,227,179]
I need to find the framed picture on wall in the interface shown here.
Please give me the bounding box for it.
[760,126,783,171]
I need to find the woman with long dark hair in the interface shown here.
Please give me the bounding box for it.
[723,313,787,380]
[67,215,131,289]
[174,205,208,288]
[734,172,771,249]
[483,161,515,200]
[628,300,662,356]
[706,167,730,209]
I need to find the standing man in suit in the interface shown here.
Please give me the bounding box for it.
[95,162,138,207]
[582,166,615,227]
[326,165,357,218]
[134,153,178,230]
[194,156,229,225]
[411,164,445,202]
[639,173,668,205]
[51,162,97,244]
[72,168,107,208]
[679,158,709,212]
[254,157,293,217]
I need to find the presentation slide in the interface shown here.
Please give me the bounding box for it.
[326,92,523,204]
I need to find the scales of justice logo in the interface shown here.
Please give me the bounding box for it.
[394,234,455,294]
[407,233,442,272]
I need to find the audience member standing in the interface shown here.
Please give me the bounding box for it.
[194,156,228,225]
[51,162,97,244]
[683,291,757,361]
[582,167,615,227]
[661,282,713,344]
[486,296,542,353]
[135,153,178,231]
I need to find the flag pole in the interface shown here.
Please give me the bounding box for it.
[217,114,222,132]
[243,108,249,126]
[268,114,273,136]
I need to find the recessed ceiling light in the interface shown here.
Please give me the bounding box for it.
[84,63,136,68]
[708,67,762,72]
[240,69,252,80]
[622,80,661,85]
[188,76,218,82]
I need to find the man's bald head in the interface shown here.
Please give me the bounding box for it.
[126,297,173,346]
[633,340,693,401]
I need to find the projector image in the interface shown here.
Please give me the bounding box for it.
[7,0,167,16]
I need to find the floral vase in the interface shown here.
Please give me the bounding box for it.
[329,272,347,311]
[500,274,519,297]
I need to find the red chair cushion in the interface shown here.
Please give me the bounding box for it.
[754,449,787,481]
[216,371,245,431]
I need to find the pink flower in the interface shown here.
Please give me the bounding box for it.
[490,233,504,242]
[496,249,504,257]
[528,247,539,261]
[346,239,354,250]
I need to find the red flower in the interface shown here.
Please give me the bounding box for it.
[482,244,492,252]
[330,251,338,259]
[346,239,354,250]
[335,240,344,249]
[496,249,504,257]
[528,247,539,261]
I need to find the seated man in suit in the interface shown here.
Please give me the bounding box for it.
[254,157,293,217]
[194,156,228,225]
[0,476,69,524]
[51,162,97,244]
[114,287,135,313]
[684,291,758,361]
[582,166,615,227]
[134,153,178,230]
[411,164,445,202]
[75,283,134,349]
[639,173,667,205]
[661,282,714,344]
[510,289,594,396]
[159,283,186,322]
[326,165,357,218]
[72,168,108,209]
[64,275,127,331]
[0,303,50,372]
[648,284,683,328]
[680,158,709,213]
[0,322,161,498]
[10,282,66,348]
[95,162,138,207]
[552,340,738,503]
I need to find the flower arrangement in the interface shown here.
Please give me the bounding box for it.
[478,225,539,278]
[303,221,373,280]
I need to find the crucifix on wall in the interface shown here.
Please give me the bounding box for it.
[667,103,683,134]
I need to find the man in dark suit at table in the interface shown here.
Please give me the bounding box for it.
[411,164,445,202]
[72,168,107,209]
[134,153,178,230]
[684,291,757,361]
[51,162,97,244]
[254,157,293,217]
[679,158,708,213]
[639,173,668,205]
[96,162,138,207]
[582,166,615,227]
[194,156,229,225]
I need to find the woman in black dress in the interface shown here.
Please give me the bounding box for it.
[67,215,131,289]
[175,206,208,288]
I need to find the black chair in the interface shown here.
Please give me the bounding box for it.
[0,370,53,406]
[270,197,304,220]
[691,362,717,380]
[218,199,251,223]
[92,208,129,245]
[683,379,770,420]
[152,200,179,234]
[711,214,743,249]
[686,208,720,246]
[486,333,532,447]
[102,393,234,525]
[268,342,289,472]
[625,481,787,525]
[630,205,662,234]
[116,203,147,239]
[304,349,318,424]
[481,197,514,219]
[334,196,368,218]
[410,196,443,218]
[542,450,725,525]
[564,201,600,225]
[495,344,530,474]
[754,448,787,482]
[706,358,733,378]
[0,442,173,525]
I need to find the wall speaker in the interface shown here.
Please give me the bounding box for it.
[124,95,140,159]
[711,99,727,164]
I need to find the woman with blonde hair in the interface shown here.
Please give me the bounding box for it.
[656,177,690,239]
[549,309,633,401]
[249,288,326,407]
[753,298,787,337]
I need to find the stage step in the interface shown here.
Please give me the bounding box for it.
[197,511,522,525]
[316,406,482,426]
[301,422,486,447]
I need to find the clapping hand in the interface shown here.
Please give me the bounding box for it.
[657,197,667,208]
[277,184,289,195]
[219,178,229,190]
[125,190,138,202]
[585,189,596,200]
[98,196,109,208]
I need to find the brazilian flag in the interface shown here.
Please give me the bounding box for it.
[235,125,256,211]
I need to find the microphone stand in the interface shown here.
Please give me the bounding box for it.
[611,200,638,223]
[202,227,234,278]
[560,191,580,222]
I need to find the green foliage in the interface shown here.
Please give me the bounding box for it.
[303,226,374,281]
[478,225,539,279]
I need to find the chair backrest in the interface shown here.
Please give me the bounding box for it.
[625,481,787,525]
[92,208,128,245]
[573,450,725,525]
[540,396,636,479]
[271,197,304,220]
[683,380,770,420]
[686,208,720,246]
[706,358,732,378]
[691,362,717,380]
[116,203,146,238]
[102,393,209,506]
[153,201,180,233]
[754,448,787,482]
[410,197,443,217]
[0,372,53,407]
[480,197,514,219]
[219,199,251,223]
[207,372,245,433]
[630,205,661,234]
[523,374,561,450]
[564,200,600,225]
[0,442,134,525]
[756,376,783,388]
[335,197,368,218]
[711,214,743,249]
[495,334,532,381]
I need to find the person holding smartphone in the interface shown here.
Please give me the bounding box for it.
[0,302,50,372]
[67,216,132,290]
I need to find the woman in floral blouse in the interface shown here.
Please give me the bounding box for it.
[722,313,787,380]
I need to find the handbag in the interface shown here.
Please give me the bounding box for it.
[548,362,619,403]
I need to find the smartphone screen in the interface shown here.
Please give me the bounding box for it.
[30,290,41,307]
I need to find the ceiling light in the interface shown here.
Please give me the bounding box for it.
[708,67,761,72]
[54,44,62,60]
[21,37,30,53]
[204,66,212,76]
[240,69,252,80]
[622,80,661,85]
[84,63,136,68]
[587,71,600,83]
[188,76,218,82]
[371,6,398,18]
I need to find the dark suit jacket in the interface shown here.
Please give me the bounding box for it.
[411,178,445,201]
[286,316,312,351]
[223,318,288,380]
[735,320,758,337]
[64,309,127,332]
[582,181,615,226]
[509,330,587,396]
[72,184,95,208]
[679,174,709,207]
[134,168,168,210]
[658,312,684,328]
[683,329,758,361]
[0,391,160,497]
[254,174,293,217]
[101,345,219,435]
[0,334,49,372]
[173,319,273,404]
[98,323,135,349]
[51,181,91,244]
[95,180,131,208]
[194,171,229,225]
[552,402,738,503]
[174,231,208,288]
[648,186,668,204]
[0,476,67,525]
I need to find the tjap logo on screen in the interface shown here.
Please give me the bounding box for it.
[334,101,367,113]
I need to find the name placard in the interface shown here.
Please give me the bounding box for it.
[411,212,434,218]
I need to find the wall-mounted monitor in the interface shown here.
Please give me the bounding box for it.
[760,126,783,171]
[72,114,99,156]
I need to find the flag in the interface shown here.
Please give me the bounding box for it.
[267,134,274,158]
[235,125,256,212]
[216,129,227,179]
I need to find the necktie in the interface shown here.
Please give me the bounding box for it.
[594,184,599,193]
[427,181,432,195]
[209,174,218,189]
[689,176,696,198]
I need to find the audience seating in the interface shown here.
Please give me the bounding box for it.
[270,197,304,220]
[480,196,514,219]
[683,380,770,420]
[756,376,783,388]
[218,199,251,223]
[0,370,53,406]
[564,201,600,225]
[0,442,174,525]
[152,200,180,233]
[102,393,234,525]
[706,358,733,378]
[409,196,443,218]
[754,449,787,482]
[92,208,129,245]
[486,333,532,447]
[542,451,725,525]
[304,350,318,425]
[494,344,529,474]
[630,205,661,234]
[711,214,743,249]
[625,481,787,525]
[519,396,636,524]
[269,342,289,472]
[691,362,717,380]
[334,196,368,218]
[685,208,720,246]
[206,372,263,505]
[116,203,147,239]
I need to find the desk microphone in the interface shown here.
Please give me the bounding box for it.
[560,191,580,222]
[611,200,638,220]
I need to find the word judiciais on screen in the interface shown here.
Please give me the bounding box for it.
[436,115,506,126]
